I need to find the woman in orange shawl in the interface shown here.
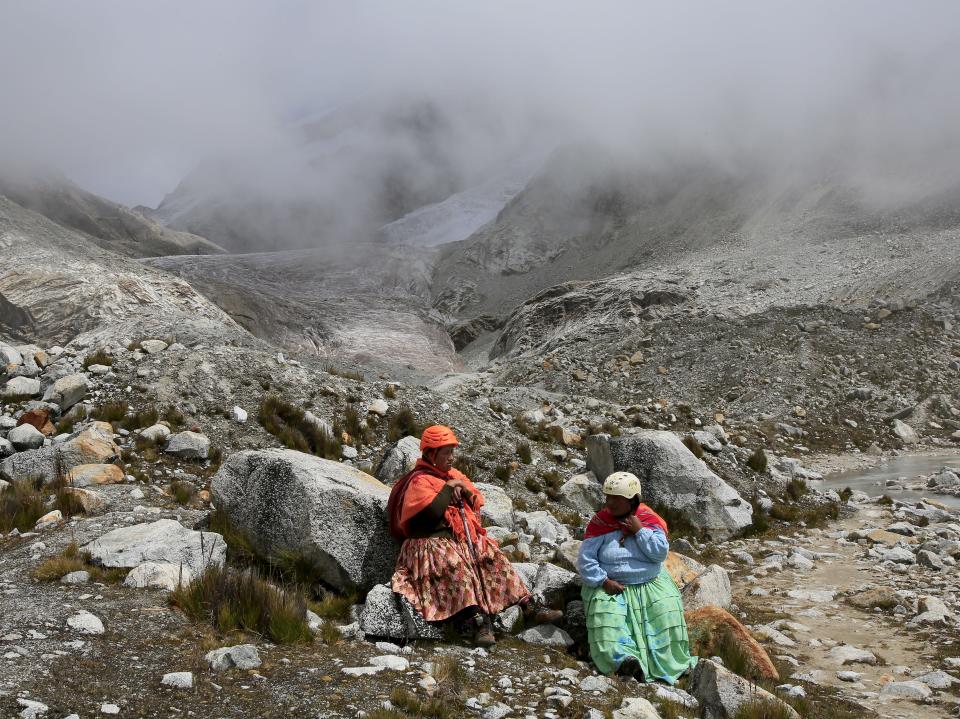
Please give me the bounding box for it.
[388,425,561,646]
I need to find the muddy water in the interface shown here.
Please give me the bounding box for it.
[823,454,960,509]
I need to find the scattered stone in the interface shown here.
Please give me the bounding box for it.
[60,571,91,584]
[165,431,210,460]
[160,672,193,689]
[231,406,248,423]
[612,697,661,719]
[2,376,41,399]
[140,424,171,443]
[558,472,604,513]
[828,645,877,665]
[836,671,861,682]
[100,704,120,715]
[475,482,515,529]
[34,510,63,530]
[891,419,919,445]
[67,463,125,487]
[374,435,421,485]
[205,644,262,672]
[681,564,732,611]
[517,624,573,648]
[17,698,49,719]
[367,399,389,416]
[123,562,192,591]
[370,654,409,671]
[43,374,88,411]
[880,680,932,700]
[140,340,168,354]
[8,424,45,451]
[67,610,105,635]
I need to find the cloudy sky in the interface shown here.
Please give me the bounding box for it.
[2,1,959,207]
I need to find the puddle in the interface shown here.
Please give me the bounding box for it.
[823,454,960,508]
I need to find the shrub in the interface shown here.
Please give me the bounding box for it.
[494,464,512,482]
[517,442,532,464]
[838,487,853,502]
[82,349,113,369]
[258,395,340,459]
[746,447,768,473]
[310,590,358,620]
[169,565,312,644]
[525,476,543,493]
[683,435,704,459]
[383,384,397,399]
[390,688,455,719]
[386,406,423,442]
[163,406,186,430]
[785,478,808,502]
[731,699,796,719]
[342,405,371,446]
[170,480,196,506]
[92,401,128,424]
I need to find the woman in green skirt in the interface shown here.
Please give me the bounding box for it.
[577,471,697,682]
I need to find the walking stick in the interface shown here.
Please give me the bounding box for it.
[457,497,495,621]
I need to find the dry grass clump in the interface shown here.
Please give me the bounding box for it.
[383,384,398,399]
[209,510,258,566]
[325,365,364,381]
[170,565,313,644]
[342,404,372,446]
[493,464,512,482]
[512,414,553,442]
[429,654,466,693]
[731,699,796,719]
[92,401,128,423]
[517,442,532,464]
[258,394,341,459]
[769,501,839,527]
[784,478,808,502]
[390,688,455,719]
[0,479,47,533]
[32,541,127,583]
[689,623,756,680]
[317,620,343,646]
[82,349,113,369]
[170,480,197,506]
[683,435,705,459]
[747,447,768,473]
[163,406,186,431]
[309,589,358,620]
[387,406,423,442]
[539,468,563,500]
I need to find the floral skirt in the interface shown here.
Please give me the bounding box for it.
[392,535,530,622]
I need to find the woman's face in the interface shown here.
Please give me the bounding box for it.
[433,445,456,472]
[604,493,634,518]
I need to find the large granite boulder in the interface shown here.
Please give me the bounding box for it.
[211,448,398,592]
[1,422,119,483]
[85,519,225,574]
[586,432,752,539]
[374,436,421,485]
[558,472,604,513]
[42,373,88,411]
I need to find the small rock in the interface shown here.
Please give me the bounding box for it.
[517,624,573,648]
[8,424,45,451]
[370,655,409,671]
[231,407,248,423]
[828,645,876,665]
[140,340,168,354]
[60,571,91,584]
[368,399,389,416]
[205,644,262,672]
[160,672,193,689]
[100,704,120,715]
[165,431,210,460]
[67,610,105,635]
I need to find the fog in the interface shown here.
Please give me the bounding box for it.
[2,1,960,245]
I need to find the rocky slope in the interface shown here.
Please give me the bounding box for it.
[0,174,223,258]
[0,197,243,347]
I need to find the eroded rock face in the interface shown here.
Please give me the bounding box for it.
[211,448,398,592]
[586,432,752,539]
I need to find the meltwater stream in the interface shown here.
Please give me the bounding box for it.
[823,454,960,509]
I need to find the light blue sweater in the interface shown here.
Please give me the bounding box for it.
[577,527,669,588]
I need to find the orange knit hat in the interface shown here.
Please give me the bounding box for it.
[420,425,459,451]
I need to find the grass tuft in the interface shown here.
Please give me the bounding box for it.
[82,349,113,369]
[747,447,768,473]
[517,442,532,464]
[258,394,341,459]
[387,406,423,442]
[390,687,455,719]
[170,480,196,506]
[170,565,312,644]
[731,698,796,719]
[785,478,808,502]
[683,435,705,458]
[0,478,47,533]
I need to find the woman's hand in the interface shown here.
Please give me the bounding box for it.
[446,478,468,501]
[619,514,642,535]
[602,578,624,595]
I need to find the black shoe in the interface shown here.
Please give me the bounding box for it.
[616,656,642,678]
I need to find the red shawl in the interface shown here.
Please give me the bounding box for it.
[387,459,486,541]
[583,503,668,540]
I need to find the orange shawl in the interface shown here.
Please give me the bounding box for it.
[391,460,486,541]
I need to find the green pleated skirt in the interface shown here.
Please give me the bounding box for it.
[581,568,697,683]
